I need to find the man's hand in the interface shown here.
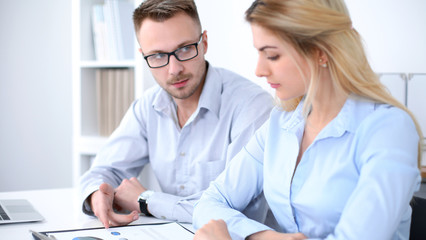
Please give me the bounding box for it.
[90,182,139,228]
[193,219,232,240]
[114,177,147,213]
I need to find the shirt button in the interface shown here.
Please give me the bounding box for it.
[180,152,186,157]
[180,185,185,190]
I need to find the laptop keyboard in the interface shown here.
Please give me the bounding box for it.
[0,205,11,221]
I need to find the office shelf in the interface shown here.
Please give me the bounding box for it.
[71,0,148,186]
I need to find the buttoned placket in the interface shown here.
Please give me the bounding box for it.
[287,129,304,233]
[175,123,189,196]
[174,107,202,196]
[279,107,306,233]
[287,103,349,232]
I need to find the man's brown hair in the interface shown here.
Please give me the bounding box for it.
[133,0,202,34]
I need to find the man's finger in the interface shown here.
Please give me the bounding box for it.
[95,208,111,229]
[93,184,115,229]
[99,183,114,196]
[100,216,111,229]
[108,211,139,227]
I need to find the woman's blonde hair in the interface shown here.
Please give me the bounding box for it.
[246,0,423,166]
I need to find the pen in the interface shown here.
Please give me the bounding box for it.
[29,230,57,240]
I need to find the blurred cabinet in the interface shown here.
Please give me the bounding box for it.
[71,0,152,186]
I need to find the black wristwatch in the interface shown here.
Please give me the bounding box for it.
[138,190,154,216]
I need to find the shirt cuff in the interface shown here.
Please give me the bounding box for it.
[80,186,99,216]
[82,197,94,216]
[147,192,193,223]
[229,219,272,240]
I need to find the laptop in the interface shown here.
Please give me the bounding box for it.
[0,199,44,224]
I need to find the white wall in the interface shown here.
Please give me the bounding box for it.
[197,0,265,87]
[0,0,73,191]
[345,0,426,73]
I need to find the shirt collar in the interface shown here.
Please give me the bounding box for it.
[197,62,221,118]
[152,62,221,118]
[330,95,376,136]
[152,86,174,115]
[279,99,306,132]
[279,95,376,137]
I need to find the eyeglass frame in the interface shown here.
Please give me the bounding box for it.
[143,34,204,69]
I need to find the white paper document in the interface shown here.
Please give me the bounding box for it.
[45,222,194,240]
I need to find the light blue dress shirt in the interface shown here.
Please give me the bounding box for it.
[193,96,421,240]
[79,63,273,223]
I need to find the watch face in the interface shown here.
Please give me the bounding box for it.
[140,190,154,200]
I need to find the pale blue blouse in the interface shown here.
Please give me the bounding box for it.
[193,96,421,240]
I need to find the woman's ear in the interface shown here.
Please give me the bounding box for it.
[317,50,329,68]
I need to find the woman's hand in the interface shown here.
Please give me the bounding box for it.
[247,230,307,240]
[193,219,232,240]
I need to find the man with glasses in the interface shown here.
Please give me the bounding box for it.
[79,0,273,228]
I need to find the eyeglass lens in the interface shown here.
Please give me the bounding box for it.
[147,44,198,68]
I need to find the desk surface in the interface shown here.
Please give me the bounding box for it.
[0,188,193,239]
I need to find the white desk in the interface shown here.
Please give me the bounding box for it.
[0,188,194,239]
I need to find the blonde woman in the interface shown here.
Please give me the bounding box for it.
[193,0,423,239]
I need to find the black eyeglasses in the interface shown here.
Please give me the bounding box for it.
[143,34,203,68]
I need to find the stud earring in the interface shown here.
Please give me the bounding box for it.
[319,59,328,68]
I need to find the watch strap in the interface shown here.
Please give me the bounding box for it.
[138,199,152,216]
